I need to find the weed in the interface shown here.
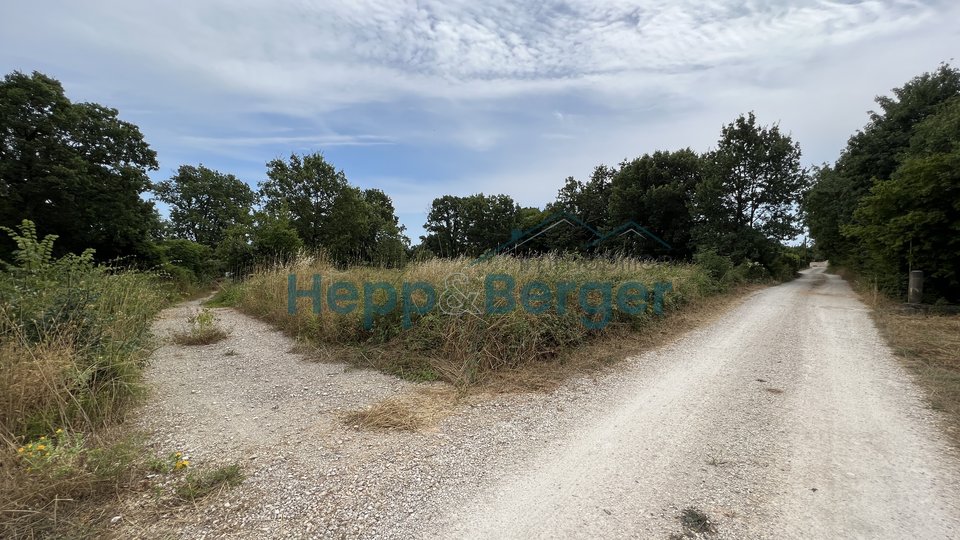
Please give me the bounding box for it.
[174,464,244,502]
[0,221,167,537]
[706,454,729,467]
[172,308,228,345]
[148,451,190,474]
[204,284,243,308]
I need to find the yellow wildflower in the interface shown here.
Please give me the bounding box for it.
[36,444,46,451]
[55,429,63,435]
[17,447,25,454]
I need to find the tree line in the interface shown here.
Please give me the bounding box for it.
[2,66,956,301]
[421,112,808,279]
[0,71,410,284]
[804,63,960,303]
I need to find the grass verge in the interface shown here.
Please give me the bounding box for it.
[833,267,960,445]
[0,221,240,537]
[230,254,748,388]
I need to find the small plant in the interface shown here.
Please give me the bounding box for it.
[706,453,728,467]
[148,451,190,473]
[16,429,85,477]
[174,464,243,501]
[173,308,228,345]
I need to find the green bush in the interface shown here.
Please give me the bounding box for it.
[0,220,166,436]
[694,249,733,283]
[155,239,217,282]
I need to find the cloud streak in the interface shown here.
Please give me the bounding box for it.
[1,0,957,242]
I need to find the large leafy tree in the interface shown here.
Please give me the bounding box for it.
[153,164,255,246]
[360,188,409,266]
[258,152,407,265]
[846,96,960,300]
[421,194,519,257]
[0,71,160,260]
[694,112,806,263]
[806,64,960,263]
[259,152,348,250]
[543,165,617,252]
[608,149,703,258]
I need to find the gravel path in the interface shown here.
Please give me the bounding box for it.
[119,268,960,539]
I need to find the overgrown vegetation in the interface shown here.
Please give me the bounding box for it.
[0,221,162,535]
[226,253,766,388]
[0,222,238,537]
[806,64,960,303]
[173,464,244,502]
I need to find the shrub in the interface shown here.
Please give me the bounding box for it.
[0,220,167,536]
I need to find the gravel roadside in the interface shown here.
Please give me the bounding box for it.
[117,268,960,539]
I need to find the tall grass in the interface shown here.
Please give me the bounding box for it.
[0,221,168,536]
[227,253,722,386]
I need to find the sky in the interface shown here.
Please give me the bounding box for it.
[1,1,957,244]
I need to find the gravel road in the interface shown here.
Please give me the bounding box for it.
[119,267,960,539]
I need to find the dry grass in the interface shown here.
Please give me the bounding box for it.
[340,285,759,432]
[836,267,960,445]
[232,253,724,388]
[341,386,459,431]
[873,308,960,442]
[172,327,228,346]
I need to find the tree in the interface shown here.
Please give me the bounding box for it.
[845,96,960,300]
[608,150,703,258]
[153,164,255,246]
[421,194,519,257]
[251,210,302,263]
[259,152,349,250]
[693,112,806,263]
[258,153,408,266]
[359,188,409,266]
[0,71,160,260]
[806,63,960,262]
[543,165,616,252]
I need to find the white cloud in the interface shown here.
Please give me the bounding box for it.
[1,0,957,241]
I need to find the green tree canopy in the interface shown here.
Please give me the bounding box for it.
[153,164,255,246]
[258,152,407,266]
[806,63,960,262]
[608,149,703,258]
[694,112,806,263]
[845,96,960,300]
[0,71,160,260]
[421,194,519,257]
[259,152,348,250]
